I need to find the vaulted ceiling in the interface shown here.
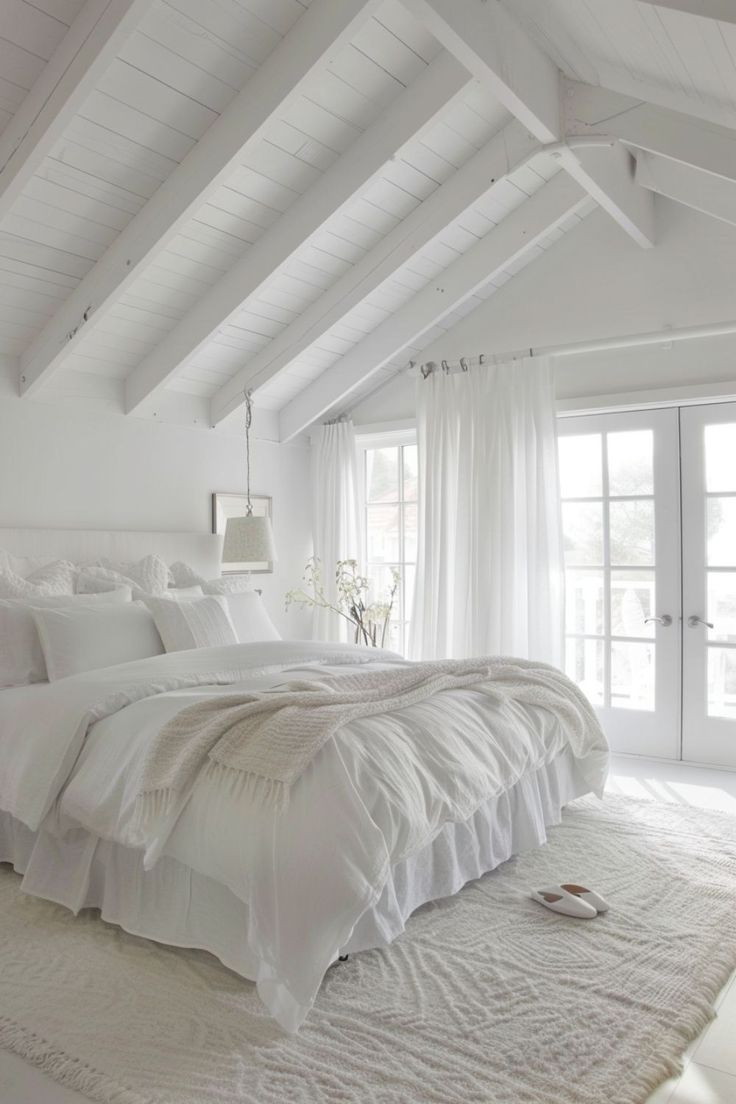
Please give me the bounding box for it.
[1,0,735,439]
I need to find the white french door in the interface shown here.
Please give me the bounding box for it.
[681,404,736,768]
[559,402,736,768]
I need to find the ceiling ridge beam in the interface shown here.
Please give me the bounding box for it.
[278,171,589,442]
[124,51,470,416]
[0,0,152,224]
[564,79,736,184]
[401,0,561,142]
[210,121,541,425]
[18,0,383,398]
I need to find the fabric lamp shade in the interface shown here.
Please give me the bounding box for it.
[222,514,276,568]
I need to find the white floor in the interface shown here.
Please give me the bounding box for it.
[1,755,735,1104]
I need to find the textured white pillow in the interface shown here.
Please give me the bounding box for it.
[99,554,169,595]
[223,592,281,643]
[168,561,206,588]
[0,588,132,688]
[167,585,204,598]
[32,601,164,681]
[145,595,237,653]
[0,559,77,599]
[202,575,254,595]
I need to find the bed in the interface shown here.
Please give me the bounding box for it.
[0,529,609,1033]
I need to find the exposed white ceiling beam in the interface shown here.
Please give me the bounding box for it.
[278,171,588,442]
[210,121,541,424]
[125,51,470,415]
[554,142,655,247]
[638,0,736,23]
[564,80,736,185]
[0,0,151,223]
[635,149,736,226]
[18,0,382,398]
[401,0,561,142]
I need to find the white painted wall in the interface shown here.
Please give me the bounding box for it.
[0,363,312,636]
[351,199,736,425]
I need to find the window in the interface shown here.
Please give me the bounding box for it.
[359,432,417,655]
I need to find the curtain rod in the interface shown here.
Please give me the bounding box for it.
[413,317,736,378]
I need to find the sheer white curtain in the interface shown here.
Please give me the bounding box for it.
[311,419,362,642]
[410,357,564,665]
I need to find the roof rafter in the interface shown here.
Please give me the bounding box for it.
[278,171,589,442]
[635,150,736,226]
[0,0,152,224]
[401,0,561,142]
[638,0,736,22]
[124,51,470,416]
[18,0,383,399]
[564,80,736,184]
[554,142,655,247]
[210,120,541,425]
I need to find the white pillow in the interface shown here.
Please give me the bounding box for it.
[202,575,254,595]
[223,592,281,643]
[167,585,204,598]
[32,601,164,681]
[98,554,169,595]
[0,588,132,688]
[0,549,52,577]
[145,595,237,653]
[168,561,206,588]
[0,559,77,599]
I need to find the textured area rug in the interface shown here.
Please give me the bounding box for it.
[2,796,736,1104]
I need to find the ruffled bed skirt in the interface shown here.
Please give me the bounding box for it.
[0,746,588,991]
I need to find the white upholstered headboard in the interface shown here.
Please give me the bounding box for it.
[0,528,223,580]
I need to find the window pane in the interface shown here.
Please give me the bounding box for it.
[562,502,603,565]
[404,564,416,624]
[707,498,736,566]
[706,424,736,492]
[403,444,418,501]
[708,647,736,718]
[367,505,400,561]
[558,434,602,498]
[611,641,655,711]
[708,572,736,643]
[609,499,654,565]
[403,503,417,561]
[366,447,398,503]
[608,430,653,495]
[565,637,603,705]
[565,569,603,635]
[611,570,655,638]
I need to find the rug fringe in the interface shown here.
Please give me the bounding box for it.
[0,1015,149,1104]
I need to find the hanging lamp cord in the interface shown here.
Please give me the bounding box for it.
[244,389,253,516]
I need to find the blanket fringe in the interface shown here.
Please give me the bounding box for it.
[203,761,290,812]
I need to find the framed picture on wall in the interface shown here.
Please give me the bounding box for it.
[211,492,273,574]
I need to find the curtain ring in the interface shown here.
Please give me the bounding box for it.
[441,359,450,374]
[460,357,469,372]
[479,354,485,365]
[421,361,436,379]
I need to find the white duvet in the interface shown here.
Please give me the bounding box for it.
[0,641,608,1030]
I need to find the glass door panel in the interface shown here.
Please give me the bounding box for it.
[681,404,736,766]
[558,409,681,758]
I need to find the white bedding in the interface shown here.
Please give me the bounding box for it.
[0,641,608,1031]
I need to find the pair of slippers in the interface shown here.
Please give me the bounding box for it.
[531,883,609,919]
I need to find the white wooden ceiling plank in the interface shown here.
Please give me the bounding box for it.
[147,250,221,287]
[30,162,145,219]
[279,173,587,440]
[120,284,188,316]
[26,0,87,25]
[0,0,76,59]
[0,300,51,326]
[439,98,505,149]
[635,2,708,98]
[61,352,129,377]
[179,220,248,260]
[343,196,401,236]
[454,207,496,238]
[236,0,307,37]
[225,166,302,213]
[126,52,469,412]
[135,4,254,89]
[508,162,550,196]
[162,234,235,275]
[280,256,339,290]
[308,228,369,264]
[12,194,123,244]
[380,159,438,202]
[241,140,323,193]
[194,202,266,245]
[375,0,440,63]
[1,213,105,263]
[638,0,736,20]
[656,6,736,107]
[299,69,388,133]
[229,313,285,341]
[61,115,177,186]
[279,96,364,155]
[119,30,237,112]
[295,242,359,277]
[0,0,154,223]
[400,139,457,185]
[315,213,384,252]
[0,232,91,279]
[0,39,45,93]
[0,271,69,308]
[0,253,79,292]
[79,90,196,163]
[0,76,29,120]
[325,44,405,110]
[420,119,481,169]
[361,177,423,221]
[435,222,481,253]
[234,298,297,327]
[22,0,381,397]
[164,0,281,67]
[351,18,428,87]
[264,120,338,173]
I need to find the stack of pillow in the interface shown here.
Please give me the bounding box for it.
[0,551,281,688]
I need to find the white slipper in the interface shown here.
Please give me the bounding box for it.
[531,886,597,919]
[560,883,610,914]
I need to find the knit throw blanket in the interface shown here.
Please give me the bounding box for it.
[133,657,601,847]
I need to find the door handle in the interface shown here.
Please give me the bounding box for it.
[688,615,714,629]
[644,614,672,626]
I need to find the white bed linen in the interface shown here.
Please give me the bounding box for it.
[0,642,608,1031]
